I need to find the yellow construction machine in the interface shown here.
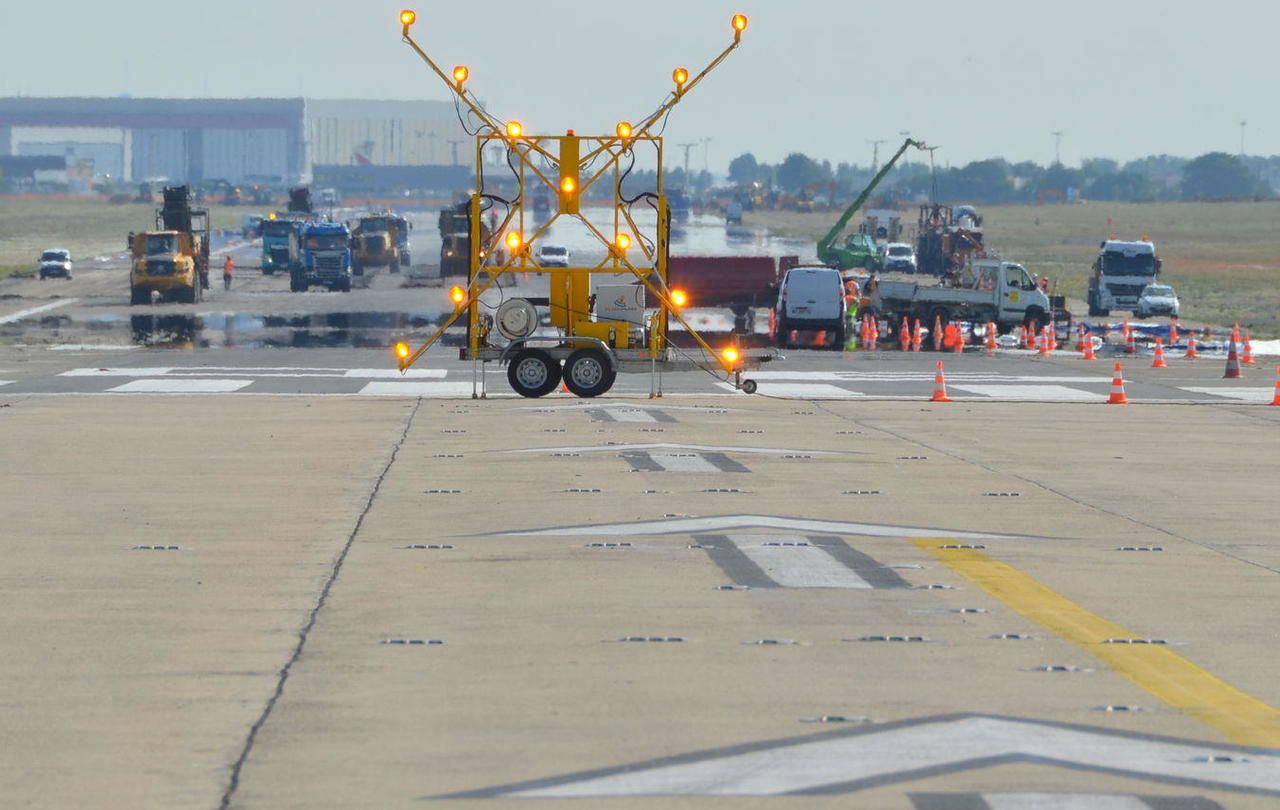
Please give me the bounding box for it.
[129,186,210,305]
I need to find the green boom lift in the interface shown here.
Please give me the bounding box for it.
[816,138,925,271]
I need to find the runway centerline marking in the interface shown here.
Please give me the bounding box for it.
[727,535,872,589]
[914,539,1280,747]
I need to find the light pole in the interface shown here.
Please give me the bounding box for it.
[1051,131,1064,166]
[867,139,886,173]
[1240,120,1247,156]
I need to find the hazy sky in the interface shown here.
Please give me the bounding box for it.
[1,0,1273,171]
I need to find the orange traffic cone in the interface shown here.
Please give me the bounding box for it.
[1271,367,1280,407]
[1108,362,1129,405]
[1232,323,1241,345]
[1151,337,1167,368]
[1125,325,1137,355]
[1038,327,1051,356]
[1024,326,1035,351]
[953,324,964,354]
[931,361,952,403]
[1075,325,1086,352]
[1242,334,1255,365]
[1082,332,1097,361]
[814,330,826,349]
[1184,333,1198,359]
[1169,319,1179,345]
[900,317,911,352]
[933,315,944,352]
[985,321,998,354]
[870,318,880,351]
[912,319,923,352]
[1224,341,1243,379]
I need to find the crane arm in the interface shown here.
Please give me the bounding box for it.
[817,138,925,261]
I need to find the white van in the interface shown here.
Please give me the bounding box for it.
[774,265,846,348]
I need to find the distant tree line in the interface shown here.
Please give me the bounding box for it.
[725,150,1278,204]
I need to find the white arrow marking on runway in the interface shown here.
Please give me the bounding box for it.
[507,444,838,457]
[729,535,871,589]
[498,716,1280,798]
[503,515,1017,541]
[0,299,78,325]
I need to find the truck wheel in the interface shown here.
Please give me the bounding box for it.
[1023,309,1047,336]
[507,349,562,398]
[130,286,147,306]
[831,322,846,350]
[352,261,363,277]
[564,349,614,398]
[774,318,790,349]
[741,379,759,395]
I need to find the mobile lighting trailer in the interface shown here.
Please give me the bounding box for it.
[390,9,769,399]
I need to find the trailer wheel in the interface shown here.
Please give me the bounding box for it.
[741,379,758,395]
[507,349,562,398]
[564,349,615,398]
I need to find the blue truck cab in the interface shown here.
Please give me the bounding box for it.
[293,222,353,293]
[261,216,305,276]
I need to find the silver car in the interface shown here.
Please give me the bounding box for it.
[38,249,73,280]
[1136,283,1179,318]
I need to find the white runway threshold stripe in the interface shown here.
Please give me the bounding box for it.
[358,381,488,398]
[716,382,865,399]
[0,299,78,325]
[108,379,253,394]
[728,535,871,589]
[1182,387,1277,403]
[61,367,447,379]
[950,384,1101,402]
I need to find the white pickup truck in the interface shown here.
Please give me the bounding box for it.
[870,259,1064,337]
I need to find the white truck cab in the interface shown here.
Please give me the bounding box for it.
[1088,240,1161,316]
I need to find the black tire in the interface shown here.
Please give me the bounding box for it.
[775,317,791,349]
[1023,308,1047,336]
[130,286,147,306]
[563,349,614,398]
[507,349,562,398]
[831,322,846,350]
[742,379,758,395]
[262,267,274,276]
[400,252,411,267]
[339,280,352,293]
[352,261,363,277]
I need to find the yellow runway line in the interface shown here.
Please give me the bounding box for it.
[914,539,1280,747]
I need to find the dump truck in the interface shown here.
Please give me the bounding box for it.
[260,187,317,275]
[351,213,411,275]
[292,221,354,293]
[870,258,1065,339]
[128,186,210,305]
[1087,239,1162,316]
[438,198,491,278]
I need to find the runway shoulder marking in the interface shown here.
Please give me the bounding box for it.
[621,451,747,473]
[441,714,1280,799]
[0,298,78,325]
[108,379,253,394]
[915,540,1280,747]
[1182,387,1276,403]
[949,384,1100,402]
[358,381,485,398]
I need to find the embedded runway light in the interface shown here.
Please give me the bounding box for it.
[449,285,466,306]
[670,289,689,309]
[505,231,523,251]
[616,121,633,140]
[506,121,524,138]
[673,68,689,91]
[453,65,469,89]
[394,342,411,360]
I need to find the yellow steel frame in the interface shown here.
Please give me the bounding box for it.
[395,11,747,374]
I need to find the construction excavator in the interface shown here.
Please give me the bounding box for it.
[816,137,925,271]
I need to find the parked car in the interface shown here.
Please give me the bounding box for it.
[773,265,846,349]
[38,249,73,280]
[1136,283,1180,319]
[881,242,917,274]
[537,244,571,268]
